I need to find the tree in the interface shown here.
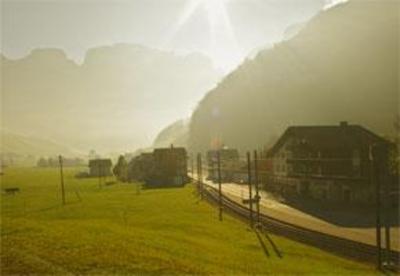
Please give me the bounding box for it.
[37,157,48,167]
[113,155,128,182]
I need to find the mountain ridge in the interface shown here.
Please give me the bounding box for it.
[2,43,222,154]
[189,0,399,153]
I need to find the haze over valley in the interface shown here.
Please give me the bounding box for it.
[1,45,220,155]
[1,1,399,274]
[1,0,397,160]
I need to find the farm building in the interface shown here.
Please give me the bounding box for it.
[128,152,154,182]
[150,146,189,186]
[266,121,395,205]
[128,146,189,186]
[88,159,112,177]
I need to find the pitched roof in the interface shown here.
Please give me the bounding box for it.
[268,122,390,156]
[207,148,239,159]
[153,147,187,155]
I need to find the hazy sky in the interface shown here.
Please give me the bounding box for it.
[1,0,342,73]
[1,0,348,154]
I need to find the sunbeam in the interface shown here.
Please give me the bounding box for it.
[163,0,242,73]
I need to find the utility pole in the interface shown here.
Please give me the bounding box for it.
[372,144,382,270]
[247,151,253,227]
[196,153,200,186]
[191,153,194,178]
[198,153,203,200]
[254,150,260,224]
[197,153,201,195]
[217,150,223,221]
[384,173,391,267]
[103,161,107,184]
[382,145,391,267]
[58,155,66,205]
[98,162,102,188]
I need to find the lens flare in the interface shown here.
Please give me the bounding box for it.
[163,0,242,73]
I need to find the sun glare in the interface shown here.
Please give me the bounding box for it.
[163,0,242,73]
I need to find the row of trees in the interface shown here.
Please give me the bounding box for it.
[37,157,85,167]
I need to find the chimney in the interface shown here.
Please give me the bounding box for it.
[340,121,348,127]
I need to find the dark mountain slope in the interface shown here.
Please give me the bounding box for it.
[189,0,399,152]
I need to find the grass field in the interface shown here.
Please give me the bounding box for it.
[1,167,378,275]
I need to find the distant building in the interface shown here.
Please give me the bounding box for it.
[231,161,248,184]
[207,148,240,182]
[267,121,393,204]
[256,152,274,186]
[89,159,112,177]
[128,152,155,182]
[128,146,189,186]
[150,146,188,186]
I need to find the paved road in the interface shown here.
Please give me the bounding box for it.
[193,174,399,251]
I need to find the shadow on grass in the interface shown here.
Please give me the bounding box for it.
[254,225,283,259]
[142,183,187,190]
[281,196,400,228]
[254,229,270,257]
[264,231,283,258]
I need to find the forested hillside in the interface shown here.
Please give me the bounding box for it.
[189,1,399,152]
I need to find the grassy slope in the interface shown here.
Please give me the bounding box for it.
[1,168,377,275]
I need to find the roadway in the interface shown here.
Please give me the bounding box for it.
[192,174,399,251]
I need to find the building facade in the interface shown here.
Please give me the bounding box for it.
[89,159,113,177]
[267,122,394,204]
[206,148,240,182]
[151,146,188,186]
[128,146,189,186]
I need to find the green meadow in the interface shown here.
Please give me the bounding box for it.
[1,167,377,275]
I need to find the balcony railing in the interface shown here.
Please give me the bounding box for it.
[286,171,364,180]
[287,157,353,162]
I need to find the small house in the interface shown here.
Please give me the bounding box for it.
[128,146,189,186]
[89,159,112,177]
[149,146,188,186]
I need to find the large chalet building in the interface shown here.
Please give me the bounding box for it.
[267,122,394,204]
